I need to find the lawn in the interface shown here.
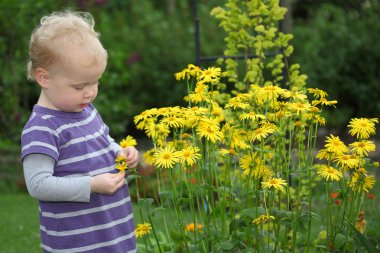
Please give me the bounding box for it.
[1,184,380,252]
[0,193,180,252]
[0,193,40,253]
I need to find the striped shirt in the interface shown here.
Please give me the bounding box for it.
[21,104,136,253]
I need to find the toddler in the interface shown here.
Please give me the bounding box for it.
[21,11,138,252]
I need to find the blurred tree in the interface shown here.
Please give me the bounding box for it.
[291,0,380,127]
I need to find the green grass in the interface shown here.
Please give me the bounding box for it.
[1,186,379,252]
[0,193,40,253]
[0,193,180,252]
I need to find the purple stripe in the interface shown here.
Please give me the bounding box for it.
[41,228,136,252]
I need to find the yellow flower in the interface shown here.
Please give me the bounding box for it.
[254,85,285,102]
[146,122,170,140]
[283,90,307,101]
[317,165,343,182]
[175,64,201,81]
[333,154,359,170]
[312,98,338,107]
[252,214,275,225]
[324,134,349,156]
[244,164,274,180]
[288,102,311,115]
[186,223,203,232]
[239,112,266,122]
[115,155,126,163]
[219,148,237,156]
[349,173,375,192]
[134,109,157,127]
[135,223,152,238]
[307,87,328,99]
[154,146,179,169]
[178,146,201,166]
[249,123,276,142]
[225,99,250,110]
[262,178,287,193]
[119,135,137,148]
[115,161,128,173]
[349,140,376,157]
[348,118,378,139]
[240,154,273,179]
[196,119,223,143]
[187,64,202,77]
[196,66,221,83]
[211,104,225,121]
[316,148,336,161]
[143,149,155,165]
[162,116,185,128]
[240,153,256,171]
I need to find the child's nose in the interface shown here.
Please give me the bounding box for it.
[84,85,96,98]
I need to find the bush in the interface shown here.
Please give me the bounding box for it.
[0,0,223,145]
[292,1,380,127]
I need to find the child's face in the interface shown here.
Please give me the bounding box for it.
[41,47,106,113]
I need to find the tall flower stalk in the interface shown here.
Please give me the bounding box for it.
[131,1,377,252]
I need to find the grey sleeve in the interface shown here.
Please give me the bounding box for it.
[23,154,92,202]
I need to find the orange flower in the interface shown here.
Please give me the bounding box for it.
[330,192,339,199]
[367,193,376,200]
[355,212,367,234]
[186,223,203,232]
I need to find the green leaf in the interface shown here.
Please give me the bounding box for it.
[138,198,154,212]
[126,173,141,183]
[179,197,193,205]
[240,207,265,219]
[334,233,352,250]
[169,229,189,243]
[149,207,167,217]
[220,240,235,251]
[346,219,380,253]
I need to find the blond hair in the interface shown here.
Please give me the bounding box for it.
[27,10,107,80]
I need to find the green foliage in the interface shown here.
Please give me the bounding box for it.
[0,0,66,143]
[0,0,223,143]
[292,1,380,127]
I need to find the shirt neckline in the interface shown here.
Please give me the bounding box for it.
[33,104,93,119]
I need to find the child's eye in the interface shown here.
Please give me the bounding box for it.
[73,85,85,90]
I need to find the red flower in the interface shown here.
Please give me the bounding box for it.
[190,178,197,184]
[330,192,339,199]
[367,193,376,200]
[335,200,340,205]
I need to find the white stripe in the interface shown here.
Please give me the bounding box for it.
[57,146,114,166]
[41,213,134,236]
[22,125,59,137]
[56,109,97,134]
[40,196,131,219]
[22,141,58,155]
[41,230,136,253]
[61,124,106,149]
[42,115,54,119]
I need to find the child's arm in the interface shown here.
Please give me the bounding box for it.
[23,154,125,202]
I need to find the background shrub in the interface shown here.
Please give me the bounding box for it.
[292,0,380,127]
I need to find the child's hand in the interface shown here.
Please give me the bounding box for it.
[91,172,126,195]
[118,146,139,168]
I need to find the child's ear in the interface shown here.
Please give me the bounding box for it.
[34,68,50,88]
